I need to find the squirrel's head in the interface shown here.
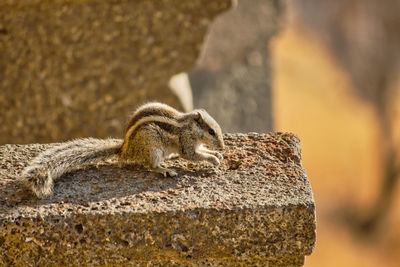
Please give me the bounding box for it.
[189,109,225,150]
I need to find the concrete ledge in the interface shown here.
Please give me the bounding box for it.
[0,133,316,266]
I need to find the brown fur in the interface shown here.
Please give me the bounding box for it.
[23,102,224,198]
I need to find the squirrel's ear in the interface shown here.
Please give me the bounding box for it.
[190,110,203,123]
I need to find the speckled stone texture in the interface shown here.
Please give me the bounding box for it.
[0,133,316,266]
[0,0,231,144]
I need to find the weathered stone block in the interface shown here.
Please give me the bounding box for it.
[0,0,231,144]
[0,133,316,266]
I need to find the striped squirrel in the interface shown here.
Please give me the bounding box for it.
[23,102,225,198]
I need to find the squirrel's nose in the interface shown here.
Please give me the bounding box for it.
[219,140,225,149]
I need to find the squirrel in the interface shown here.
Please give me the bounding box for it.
[23,102,225,198]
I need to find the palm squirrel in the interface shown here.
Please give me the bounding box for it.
[23,102,225,198]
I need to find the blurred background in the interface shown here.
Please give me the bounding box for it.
[189,0,400,263]
[1,0,400,265]
[273,1,400,266]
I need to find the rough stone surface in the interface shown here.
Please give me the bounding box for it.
[189,0,283,132]
[0,133,316,266]
[0,0,231,144]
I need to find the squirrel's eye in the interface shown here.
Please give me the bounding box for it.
[208,129,215,136]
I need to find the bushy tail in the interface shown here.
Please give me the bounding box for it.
[23,138,122,198]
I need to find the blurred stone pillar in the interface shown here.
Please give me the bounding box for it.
[0,0,231,144]
[188,0,283,132]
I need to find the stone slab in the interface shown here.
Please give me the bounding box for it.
[0,133,316,266]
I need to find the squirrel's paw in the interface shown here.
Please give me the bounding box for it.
[208,155,220,166]
[165,169,178,177]
[215,152,224,161]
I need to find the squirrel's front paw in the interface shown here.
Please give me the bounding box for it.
[215,152,224,161]
[208,155,220,166]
